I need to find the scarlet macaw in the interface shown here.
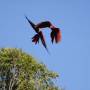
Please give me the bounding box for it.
[25,16,61,52]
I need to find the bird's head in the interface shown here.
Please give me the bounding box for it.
[50,28,61,43]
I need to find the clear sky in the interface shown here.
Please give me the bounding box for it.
[0,0,89,90]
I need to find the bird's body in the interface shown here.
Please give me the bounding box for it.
[36,21,52,29]
[36,21,61,43]
[25,16,61,52]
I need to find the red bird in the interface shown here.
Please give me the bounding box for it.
[25,16,61,52]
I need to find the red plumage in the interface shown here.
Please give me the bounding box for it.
[25,16,61,52]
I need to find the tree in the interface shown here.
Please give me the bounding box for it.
[0,48,60,90]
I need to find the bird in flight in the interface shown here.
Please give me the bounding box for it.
[25,16,61,52]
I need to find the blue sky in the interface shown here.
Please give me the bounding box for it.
[0,0,89,90]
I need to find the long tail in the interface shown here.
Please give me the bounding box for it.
[39,31,49,52]
[32,31,49,53]
[50,28,61,43]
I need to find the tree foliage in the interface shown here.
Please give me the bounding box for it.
[0,48,60,90]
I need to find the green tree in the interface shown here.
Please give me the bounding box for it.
[0,48,60,90]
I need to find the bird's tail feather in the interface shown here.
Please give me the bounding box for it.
[39,31,50,53]
[32,31,49,53]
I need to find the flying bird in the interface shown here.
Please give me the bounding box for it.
[25,16,61,52]
[25,16,48,52]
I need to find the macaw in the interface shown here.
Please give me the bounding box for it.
[25,16,61,52]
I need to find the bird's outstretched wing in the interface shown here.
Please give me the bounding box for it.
[25,16,39,33]
[36,21,52,29]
